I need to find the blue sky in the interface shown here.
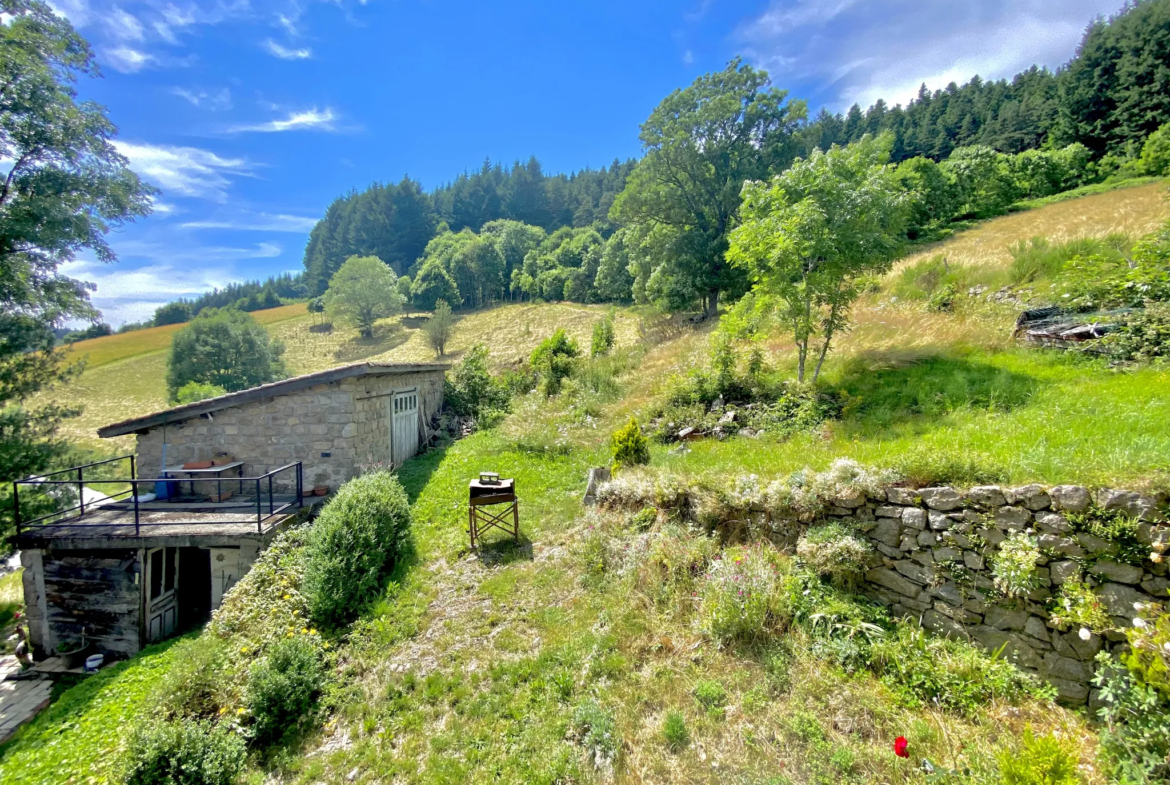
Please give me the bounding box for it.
[51,0,1126,326]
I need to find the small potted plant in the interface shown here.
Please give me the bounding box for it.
[56,630,92,669]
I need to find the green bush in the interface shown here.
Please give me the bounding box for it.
[992,532,1040,598]
[1048,576,1111,634]
[123,719,246,785]
[303,471,412,627]
[1007,234,1129,285]
[698,545,782,643]
[246,636,326,744]
[795,523,872,588]
[444,343,511,422]
[927,282,958,312]
[997,727,1081,785]
[156,637,229,720]
[590,313,615,357]
[1139,121,1170,176]
[166,308,286,400]
[1094,650,1170,784]
[662,710,689,751]
[530,328,580,395]
[610,417,650,473]
[1053,222,1170,308]
[692,679,727,709]
[173,381,227,405]
[1096,302,1170,364]
[570,699,619,770]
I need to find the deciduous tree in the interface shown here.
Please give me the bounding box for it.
[324,255,404,338]
[166,309,286,401]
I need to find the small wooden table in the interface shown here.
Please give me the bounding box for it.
[165,462,245,501]
[468,478,518,549]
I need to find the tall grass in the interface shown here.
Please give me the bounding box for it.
[1007,234,1131,285]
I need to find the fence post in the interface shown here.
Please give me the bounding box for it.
[130,454,136,480]
[78,467,85,519]
[296,463,303,509]
[256,478,263,533]
[13,483,20,536]
[268,473,274,515]
[132,480,140,536]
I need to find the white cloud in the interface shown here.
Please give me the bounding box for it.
[180,212,319,232]
[261,38,312,60]
[229,107,338,133]
[171,86,233,111]
[113,141,252,200]
[104,7,144,40]
[737,0,1124,110]
[104,46,155,73]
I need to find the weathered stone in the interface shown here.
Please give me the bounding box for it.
[920,487,964,511]
[870,518,902,547]
[894,560,933,586]
[866,567,921,598]
[1024,616,1051,643]
[932,546,961,563]
[1005,484,1051,511]
[969,627,1044,670]
[887,488,919,505]
[963,551,985,570]
[984,606,1029,631]
[835,487,867,509]
[978,527,1005,546]
[932,601,981,623]
[1141,576,1170,596]
[1044,652,1093,683]
[911,550,934,567]
[995,506,1031,530]
[899,534,919,552]
[969,486,1006,507]
[1049,560,1081,585]
[901,508,927,530]
[1038,533,1085,559]
[1090,561,1143,585]
[922,609,968,639]
[875,505,903,518]
[1068,630,1104,660]
[1050,485,1091,513]
[916,530,937,547]
[1077,533,1116,556]
[875,543,903,559]
[1034,512,1071,534]
[1138,522,1169,548]
[1096,582,1147,618]
[1048,676,1090,705]
[1097,489,1158,520]
[930,582,965,605]
[928,510,952,531]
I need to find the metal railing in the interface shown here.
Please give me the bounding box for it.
[14,458,303,536]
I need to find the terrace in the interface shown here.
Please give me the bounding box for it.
[11,456,307,547]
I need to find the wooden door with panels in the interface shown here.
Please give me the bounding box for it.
[389,388,419,466]
[145,546,179,642]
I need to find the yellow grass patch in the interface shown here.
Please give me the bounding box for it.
[895,181,1169,273]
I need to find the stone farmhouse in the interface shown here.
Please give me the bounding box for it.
[13,361,448,661]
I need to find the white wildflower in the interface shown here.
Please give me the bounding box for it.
[1133,602,1144,612]
[1078,627,1092,642]
[1132,617,1147,628]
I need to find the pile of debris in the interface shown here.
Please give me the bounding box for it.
[1013,305,1131,349]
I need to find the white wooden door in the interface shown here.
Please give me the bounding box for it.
[145,547,179,642]
[390,389,419,465]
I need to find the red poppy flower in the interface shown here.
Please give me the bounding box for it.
[894,736,909,759]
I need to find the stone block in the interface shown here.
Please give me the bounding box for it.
[1049,560,1081,585]
[1043,652,1093,683]
[1068,630,1104,660]
[1048,676,1089,705]
[870,518,902,547]
[1024,616,1050,643]
[1096,582,1147,618]
[978,527,1005,546]
[963,551,985,570]
[911,550,934,566]
[969,486,1006,507]
[875,543,903,559]
[835,488,867,508]
[866,567,921,598]
[969,627,1044,670]
[996,506,1031,530]
[920,487,964,511]
[984,605,1029,631]
[928,511,952,531]
[1034,512,1071,534]
[1090,561,1143,585]
[875,505,903,518]
[1050,485,1091,513]
[1006,484,1051,510]
[932,546,961,563]
[1097,489,1158,521]
[1038,534,1085,559]
[1138,522,1168,548]
[933,601,981,623]
[898,534,918,552]
[1077,533,1116,556]
[948,531,972,548]
[1141,576,1170,596]
[893,560,933,586]
[901,508,927,530]
[887,488,919,505]
[922,609,967,639]
[930,582,965,606]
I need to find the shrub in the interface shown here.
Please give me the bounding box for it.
[590,313,615,357]
[610,417,650,473]
[692,680,726,710]
[662,710,689,751]
[1052,222,1170,308]
[1065,507,1149,564]
[795,523,872,588]
[1122,600,1169,702]
[992,532,1040,598]
[123,719,246,785]
[997,727,1081,785]
[927,282,958,312]
[1094,650,1170,784]
[423,299,455,357]
[570,700,619,772]
[156,636,230,720]
[530,328,580,395]
[444,343,511,422]
[783,570,887,672]
[871,625,1049,714]
[1139,121,1170,176]
[303,471,412,627]
[246,636,326,745]
[1095,302,1170,364]
[1007,234,1129,285]
[1048,576,1111,634]
[173,381,227,405]
[697,545,782,643]
[166,308,286,400]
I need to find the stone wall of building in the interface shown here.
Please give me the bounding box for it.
[133,370,445,494]
[831,483,1168,705]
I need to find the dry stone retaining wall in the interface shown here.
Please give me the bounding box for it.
[830,483,1168,705]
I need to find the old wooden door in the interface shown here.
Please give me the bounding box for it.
[145,546,179,642]
[390,389,419,465]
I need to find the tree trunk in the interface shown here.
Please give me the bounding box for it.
[705,291,719,318]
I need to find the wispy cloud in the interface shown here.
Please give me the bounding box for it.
[113,141,252,200]
[104,6,144,41]
[170,86,233,111]
[737,0,1123,110]
[104,46,155,73]
[261,38,312,60]
[229,107,338,133]
[181,212,319,232]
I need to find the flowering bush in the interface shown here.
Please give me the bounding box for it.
[1094,646,1170,784]
[1048,576,1111,633]
[992,532,1041,598]
[697,545,783,643]
[795,523,872,587]
[1122,600,1169,701]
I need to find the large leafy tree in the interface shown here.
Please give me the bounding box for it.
[1,0,153,538]
[727,135,907,383]
[166,309,287,400]
[611,58,806,315]
[324,255,404,338]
